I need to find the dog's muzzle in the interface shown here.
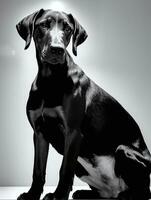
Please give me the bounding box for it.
[41,45,65,65]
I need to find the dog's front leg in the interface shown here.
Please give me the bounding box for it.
[18,131,49,200]
[31,132,49,194]
[52,87,85,200]
[54,129,83,200]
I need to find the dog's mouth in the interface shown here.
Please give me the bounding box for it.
[41,49,66,65]
[41,55,65,65]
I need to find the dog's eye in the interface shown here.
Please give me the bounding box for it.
[40,20,53,30]
[40,22,47,28]
[65,25,72,33]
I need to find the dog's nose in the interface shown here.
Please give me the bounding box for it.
[50,46,65,56]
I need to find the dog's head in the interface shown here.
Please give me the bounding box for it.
[16,9,88,65]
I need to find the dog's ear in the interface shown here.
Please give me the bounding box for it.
[16,9,45,50]
[68,14,88,56]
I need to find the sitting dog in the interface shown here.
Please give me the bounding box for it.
[16,9,151,200]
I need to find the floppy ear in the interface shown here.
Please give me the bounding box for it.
[68,14,88,56]
[16,9,45,50]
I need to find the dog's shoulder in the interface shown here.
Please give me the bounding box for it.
[66,53,90,92]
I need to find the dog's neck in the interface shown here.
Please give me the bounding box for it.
[36,51,75,78]
[31,51,89,107]
[37,57,66,77]
[33,51,78,94]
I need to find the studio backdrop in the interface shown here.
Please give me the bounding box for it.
[0,0,151,186]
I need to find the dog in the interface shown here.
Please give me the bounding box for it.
[16,9,151,200]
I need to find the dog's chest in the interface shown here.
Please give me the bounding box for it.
[77,155,127,198]
[28,100,67,131]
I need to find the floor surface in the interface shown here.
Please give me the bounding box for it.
[0,186,91,200]
[1,186,151,200]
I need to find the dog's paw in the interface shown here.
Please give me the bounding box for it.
[42,193,69,200]
[72,190,100,199]
[17,192,40,200]
[42,193,54,200]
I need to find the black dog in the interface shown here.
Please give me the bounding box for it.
[16,9,151,200]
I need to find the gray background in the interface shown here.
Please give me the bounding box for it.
[0,0,151,186]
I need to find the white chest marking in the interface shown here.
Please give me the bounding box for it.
[77,155,127,198]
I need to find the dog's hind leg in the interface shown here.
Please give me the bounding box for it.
[72,162,101,199]
[115,145,151,200]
